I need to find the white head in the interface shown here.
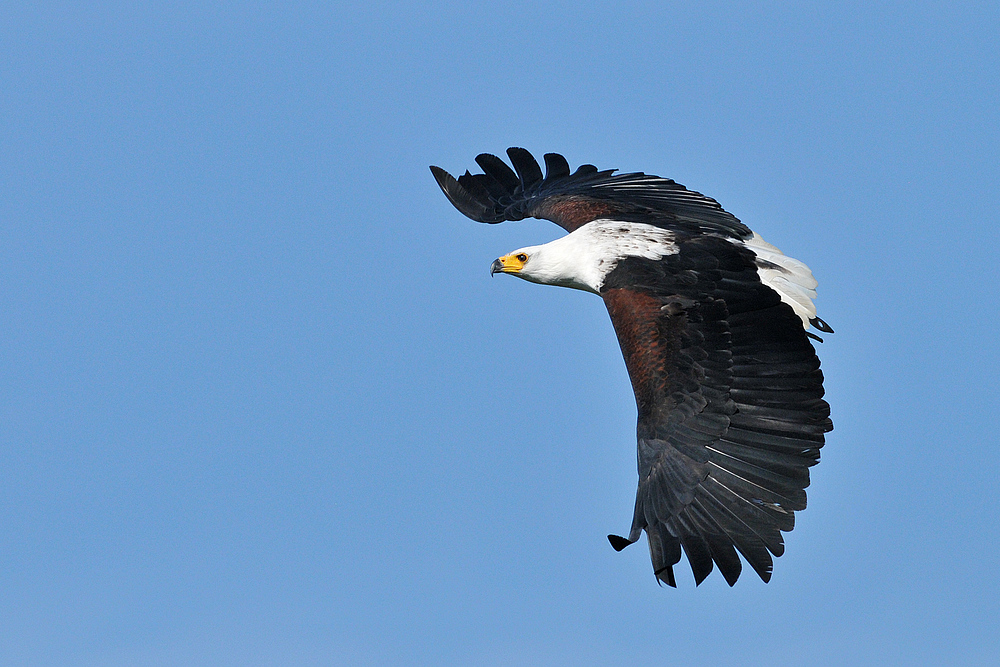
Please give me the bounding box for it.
[491,239,602,294]
[490,220,678,294]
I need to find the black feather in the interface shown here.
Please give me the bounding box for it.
[647,525,681,587]
[429,166,491,222]
[506,147,544,189]
[705,533,743,587]
[810,316,835,333]
[543,152,571,180]
[474,153,520,192]
[680,533,714,585]
[607,534,633,551]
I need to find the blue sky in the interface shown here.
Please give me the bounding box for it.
[2,1,998,665]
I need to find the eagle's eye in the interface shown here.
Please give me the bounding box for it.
[516,253,528,263]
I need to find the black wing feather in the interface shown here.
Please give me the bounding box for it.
[543,152,571,180]
[429,166,491,222]
[506,147,544,189]
[475,153,520,193]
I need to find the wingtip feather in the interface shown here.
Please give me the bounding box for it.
[543,152,571,180]
[608,534,634,552]
[429,165,492,222]
[506,147,544,188]
[475,152,520,191]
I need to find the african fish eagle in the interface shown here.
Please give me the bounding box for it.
[430,148,832,587]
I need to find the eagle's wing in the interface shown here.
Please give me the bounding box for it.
[602,235,831,586]
[430,147,750,238]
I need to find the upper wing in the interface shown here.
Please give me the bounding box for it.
[603,235,832,586]
[430,148,751,238]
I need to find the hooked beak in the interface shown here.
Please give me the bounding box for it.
[490,254,526,277]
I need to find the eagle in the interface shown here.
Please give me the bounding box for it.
[430,148,833,587]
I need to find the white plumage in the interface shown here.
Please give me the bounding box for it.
[510,220,678,293]
[743,233,820,328]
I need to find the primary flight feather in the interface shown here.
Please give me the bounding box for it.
[431,148,832,587]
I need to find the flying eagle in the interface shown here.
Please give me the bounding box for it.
[430,148,832,587]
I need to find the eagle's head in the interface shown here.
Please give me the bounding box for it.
[489,242,602,294]
[487,220,681,296]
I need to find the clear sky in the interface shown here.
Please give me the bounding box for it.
[2,2,998,665]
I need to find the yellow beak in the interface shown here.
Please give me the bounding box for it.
[490,254,526,276]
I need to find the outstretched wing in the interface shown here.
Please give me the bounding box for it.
[430,148,751,238]
[603,235,831,586]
